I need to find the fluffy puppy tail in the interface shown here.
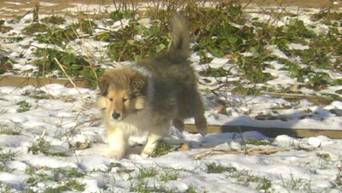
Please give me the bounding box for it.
[168,14,190,59]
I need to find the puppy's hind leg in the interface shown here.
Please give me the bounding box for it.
[195,113,207,136]
[173,118,184,131]
[194,92,208,136]
[194,96,207,136]
[141,124,168,157]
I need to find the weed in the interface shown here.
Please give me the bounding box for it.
[16,100,31,112]
[131,182,152,193]
[33,48,103,88]
[0,54,13,74]
[43,180,85,193]
[26,168,54,187]
[22,23,48,35]
[152,141,175,157]
[207,163,237,174]
[137,168,157,180]
[107,21,169,62]
[0,124,21,135]
[257,177,272,193]
[246,140,272,146]
[281,174,311,191]
[0,148,15,172]
[28,137,67,156]
[78,19,97,34]
[230,171,274,192]
[132,182,174,193]
[109,10,134,22]
[311,10,342,23]
[41,16,65,25]
[232,84,260,96]
[0,183,14,192]
[35,25,78,47]
[94,31,115,42]
[336,162,342,187]
[23,90,49,99]
[160,171,178,182]
[53,167,85,179]
[235,53,274,83]
[0,25,12,33]
[6,36,24,43]
[316,152,331,161]
[185,186,198,193]
[199,67,230,77]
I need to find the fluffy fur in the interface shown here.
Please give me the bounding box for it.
[98,15,207,159]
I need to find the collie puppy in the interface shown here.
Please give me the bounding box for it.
[97,15,207,159]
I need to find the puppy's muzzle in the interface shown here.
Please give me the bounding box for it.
[112,112,121,120]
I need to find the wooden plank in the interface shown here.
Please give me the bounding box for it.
[0,75,91,88]
[184,124,342,139]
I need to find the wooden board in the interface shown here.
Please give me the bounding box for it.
[185,124,342,139]
[0,75,91,88]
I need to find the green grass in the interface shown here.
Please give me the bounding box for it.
[53,167,85,178]
[152,141,175,157]
[78,19,97,34]
[137,168,158,180]
[107,21,169,62]
[33,48,104,88]
[185,186,198,193]
[207,163,237,174]
[246,140,272,146]
[41,16,65,25]
[16,100,31,113]
[0,124,21,135]
[26,166,85,193]
[160,171,178,182]
[199,67,231,77]
[35,25,78,47]
[281,174,312,191]
[43,180,85,193]
[28,137,67,157]
[0,149,15,172]
[6,36,24,43]
[22,23,48,35]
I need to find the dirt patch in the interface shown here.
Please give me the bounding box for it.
[0,0,339,19]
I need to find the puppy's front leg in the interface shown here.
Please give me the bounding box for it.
[141,132,162,157]
[107,129,127,159]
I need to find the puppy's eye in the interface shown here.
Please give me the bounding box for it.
[109,98,113,101]
[122,97,129,102]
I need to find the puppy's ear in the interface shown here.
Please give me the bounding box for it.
[130,73,147,94]
[99,75,110,96]
[134,96,145,110]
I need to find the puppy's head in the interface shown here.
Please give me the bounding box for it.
[98,68,147,121]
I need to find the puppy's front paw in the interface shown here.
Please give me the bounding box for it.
[141,149,153,158]
[106,148,125,160]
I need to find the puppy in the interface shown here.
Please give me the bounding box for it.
[97,15,207,159]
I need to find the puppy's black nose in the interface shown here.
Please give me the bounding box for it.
[112,112,120,119]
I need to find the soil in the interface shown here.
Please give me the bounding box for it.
[0,0,339,19]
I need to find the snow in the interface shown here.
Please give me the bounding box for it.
[0,84,340,192]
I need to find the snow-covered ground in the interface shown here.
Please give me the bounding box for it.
[0,85,341,193]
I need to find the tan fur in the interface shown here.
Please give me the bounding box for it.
[98,15,207,159]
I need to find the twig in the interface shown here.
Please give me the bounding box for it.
[53,58,78,89]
